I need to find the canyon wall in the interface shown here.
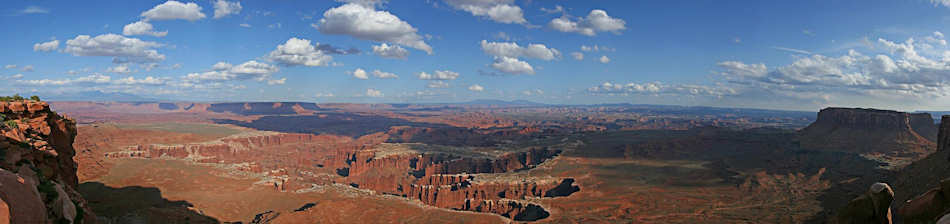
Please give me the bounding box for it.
[799,108,936,156]
[0,101,96,223]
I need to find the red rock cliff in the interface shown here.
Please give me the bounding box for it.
[0,101,96,223]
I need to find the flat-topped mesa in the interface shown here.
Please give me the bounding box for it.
[799,107,936,156]
[0,100,96,223]
[109,133,358,163]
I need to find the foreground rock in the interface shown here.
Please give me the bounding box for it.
[834,182,894,224]
[0,101,96,223]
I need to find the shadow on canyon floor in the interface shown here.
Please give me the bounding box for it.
[79,182,220,224]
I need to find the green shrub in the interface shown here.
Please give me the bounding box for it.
[4,120,15,129]
[30,95,40,101]
[11,94,24,101]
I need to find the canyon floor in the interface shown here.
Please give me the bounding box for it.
[55,102,940,223]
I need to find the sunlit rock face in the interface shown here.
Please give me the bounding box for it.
[0,101,96,223]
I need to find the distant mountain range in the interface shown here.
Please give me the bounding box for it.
[42,91,161,102]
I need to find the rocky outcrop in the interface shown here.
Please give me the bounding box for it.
[0,101,95,223]
[339,147,576,221]
[834,182,894,224]
[800,108,936,157]
[898,178,950,223]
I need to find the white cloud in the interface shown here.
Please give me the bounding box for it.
[64,34,165,63]
[716,61,767,79]
[141,0,206,21]
[580,45,615,52]
[33,40,59,52]
[468,84,484,92]
[540,5,564,14]
[427,80,449,88]
[932,0,950,7]
[443,0,527,24]
[571,52,584,60]
[315,3,432,54]
[480,40,559,74]
[7,74,24,80]
[21,65,34,72]
[372,70,398,79]
[266,37,334,67]
[588,81,736,97]
[315,92,335,97]
[106,64,133,74]
[549,9,626,36]
[599,55,610,64]
[480,40,560,60]
[184,60,278,83]
[366,88,383,97]
[267,78,286,85]
[213,0,242,19]
[372,43,409,59]
[239,23,251,28]
[350,68,369,79]
[418,70,459,80]
[491,56,534,74]
[20,6,49,14]
[123,21,168,37]
[3,65,15,69]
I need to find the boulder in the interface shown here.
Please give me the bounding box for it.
[835,182,894,224]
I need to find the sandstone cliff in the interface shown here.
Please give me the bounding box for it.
[799,108,936,157]
[0,100,96,223]
[890,115,950,222]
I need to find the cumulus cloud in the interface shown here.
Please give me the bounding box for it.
[239,23,251,28]
[141,1,206,21]
[427,80,449,88]
[365,88,383,97]
[418,70,459,80]
[4,65,15,69]
[350,68,369,79]
[184,60,278,83]
[599,55,610,64]
[315,2,432,54]
[213,0,242,19]
[480,40,560,60]
[33,40,59,52]
[267,78,286,85]
[571,52,584,60]
[932,0,950,7]
[18,74,170,87]
[372,70,398,79]
[21,65,34,72]
[549,9,626,36]
[522,89,543,96]
[372,43,409,59]
[580,45,615,52]
[468,84,484,92]
[480,40,559,74]
[491,56,534,74]
[266,37,334,67]
[442,0,527,25]
[123,21,168,37]
[106,64,133,74]
[64,34,165,63]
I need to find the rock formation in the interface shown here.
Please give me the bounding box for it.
[800,108,936,157]
[898,178,950,223]
[0,100,96,223]
[834,182,894,224]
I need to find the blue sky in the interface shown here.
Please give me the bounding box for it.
[3,0,950,111]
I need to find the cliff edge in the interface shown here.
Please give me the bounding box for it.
[0,100,96,223]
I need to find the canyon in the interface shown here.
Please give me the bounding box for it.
[4,100,949,223]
